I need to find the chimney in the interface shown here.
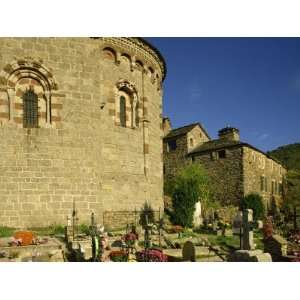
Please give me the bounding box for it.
[218,126,240,141]
[162,117,172,136]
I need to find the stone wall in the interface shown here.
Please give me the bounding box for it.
[0,37,165,228]
[103,210,160,230]
[242,147,286,209]
[192,146,244,206]
[163,125,209,182]
[163,134,189,181]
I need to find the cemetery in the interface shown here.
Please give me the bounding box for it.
[0,161,299,263]
[1,198,300,262]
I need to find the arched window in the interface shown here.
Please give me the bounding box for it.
[120,95,126,127]
[116,80,139,129]
[23,88,38,128]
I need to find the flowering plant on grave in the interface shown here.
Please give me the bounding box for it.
[262,218,274,239]
[109,250,128,262]
[13,231,36,246]
[123,232,138,247]
[289,233,300,244]
[136,249,168,262]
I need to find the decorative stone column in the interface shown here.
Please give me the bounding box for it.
[7,88,15,122]
[44,90,51,124]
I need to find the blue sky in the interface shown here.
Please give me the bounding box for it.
[147,38,300,152]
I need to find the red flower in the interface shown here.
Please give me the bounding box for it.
[136,249,168,262]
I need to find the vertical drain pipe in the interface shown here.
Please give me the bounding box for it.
[142,68,147,176]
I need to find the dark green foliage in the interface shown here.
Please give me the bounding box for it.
[172,184,196,227]
[285,170,300,208]
[139,202,155,228]
[240,193,265,221]
[169,164,213,227]
[268,143,300,171]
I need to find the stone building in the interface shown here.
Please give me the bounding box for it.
[163,119,286,210]
[0,37,166,229]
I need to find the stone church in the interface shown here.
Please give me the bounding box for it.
[0,38,166,228]
[163,118,286,210]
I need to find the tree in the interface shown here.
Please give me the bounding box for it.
[282,170,300,229]
[284,170,300,208]
[240,193,265,221]
[168,164,215,227]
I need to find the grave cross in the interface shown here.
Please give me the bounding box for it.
[143,210,153,250]
[241,209,255,250]
[72,200,79,241]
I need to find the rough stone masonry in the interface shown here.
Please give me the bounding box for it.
[0,38,166,228]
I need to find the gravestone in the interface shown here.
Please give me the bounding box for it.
[241,209,255,250]
[193,201,202,227]
[257,220,263,229]
[229,249,272,262]
[182,241,195,262]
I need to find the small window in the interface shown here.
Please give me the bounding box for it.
[279,183,283,195]
[260,176,265,192]
[23,88,38,128]
[218,150,226,159]
[264,177,268,192]
[120,96,126,127]
[190,138,194,147]
[167,140,177,151]
[275,181,279,195]
[271,181,275,195]
[199,133,202,138]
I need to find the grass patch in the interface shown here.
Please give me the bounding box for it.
[29,223,92,237]
[29,225,65,236]
[0,226,15,238]
[179,230,198,238]
[208,235,240,250]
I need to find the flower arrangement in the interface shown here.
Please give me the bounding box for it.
[289,232,300,244]
[11,231,36,246]
[109,250,128,262]
[136,249,168,262]
[123,232,138,247]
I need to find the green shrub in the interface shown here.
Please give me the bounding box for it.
[240,193,265,221]
[170,164,213,228]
